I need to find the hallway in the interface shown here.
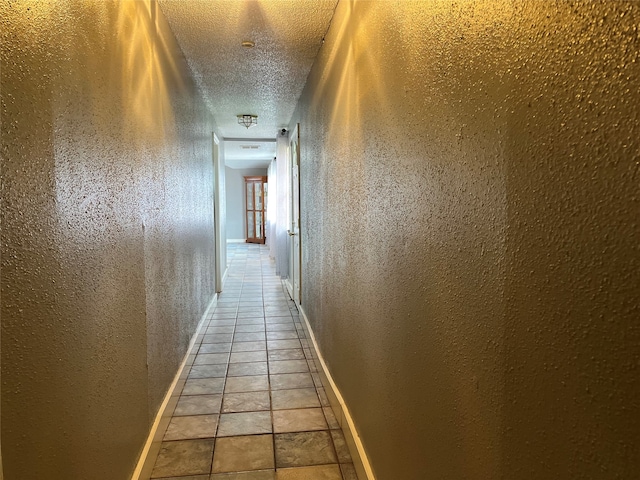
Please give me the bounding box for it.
[3,1,639,479]
[147,243,357,480]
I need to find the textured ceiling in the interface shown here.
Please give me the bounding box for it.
[158,0,339,140]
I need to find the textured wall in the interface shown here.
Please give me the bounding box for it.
[0,1,216,479]
[292,1,640,479]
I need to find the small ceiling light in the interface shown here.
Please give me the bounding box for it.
[241,40,255,48]
[237,114,258,129]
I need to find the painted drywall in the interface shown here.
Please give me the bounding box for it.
[291,1,640,479]
[225,167,268,241]
[1,2,217,479]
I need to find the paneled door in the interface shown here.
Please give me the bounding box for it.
[245,176,267,244]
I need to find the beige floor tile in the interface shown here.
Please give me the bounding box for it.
[193,353,229,365]
[267,340,302,350]
[222,391,271,413]
[271,389,321,410]
[182,377,225,395]
[236,317,265,324]
[153,475,209,480]
[203,333,234,344]
[269,373,314,391]
[264,311,292,316]
[274,431,338,468]
[275,464,342,480]
[266,324,296,332]
[163,414,218,441]
[212,435,275,473]
[269,360,309,375]
[232,341,267,352]
[225,375,269,393]
[211,471,275,480]
[207,326,235,334]
[173,394,222,416]
[209,319,236,326]
[235,332,266,342]
[213,307,238,313]
[217,411,272,436]
[268,349,306,361]
[266,331,299,340]
[265,317,295,324]
[199,343,232,354]
[272,408,328,433]
[230,351,268,363]
[151,439,214,478]
[236,308,264,314]
[188,364,228,378]
[228,361,268,377]
[235,324,266,333]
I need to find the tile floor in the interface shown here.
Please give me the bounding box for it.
[148,243,358,480]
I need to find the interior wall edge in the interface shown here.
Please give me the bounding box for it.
[132,292,219,480]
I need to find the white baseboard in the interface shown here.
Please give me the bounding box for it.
[298,307,376,480]
[130,293,218,480]
[226,239,246,243]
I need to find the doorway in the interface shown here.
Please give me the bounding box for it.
[213,133,225,293]
[244,175,267,244]
[285,124,301,306]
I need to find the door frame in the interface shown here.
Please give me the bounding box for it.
[213,132,223,293]
[285,124,301,305]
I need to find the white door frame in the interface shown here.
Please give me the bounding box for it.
[286,124,301,305]
[213,133,223,293]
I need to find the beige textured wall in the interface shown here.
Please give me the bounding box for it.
[1,1,216,479]
[292,1,640,479]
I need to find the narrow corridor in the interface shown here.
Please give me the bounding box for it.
[147,243,358,480]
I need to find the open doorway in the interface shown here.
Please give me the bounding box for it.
[285,124,301,306]
[212,133,225,293]
[222,139,277,269]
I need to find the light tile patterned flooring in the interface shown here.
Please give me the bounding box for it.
[149,243,358,480]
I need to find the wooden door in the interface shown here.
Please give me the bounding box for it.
[245,176,267,244]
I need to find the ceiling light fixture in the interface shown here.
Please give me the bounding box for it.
[241,40,255,48]
[237,114,258,129]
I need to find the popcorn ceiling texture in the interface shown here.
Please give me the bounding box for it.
[158,0,339,139]
[291,1,640,479]
[1,2,217,478]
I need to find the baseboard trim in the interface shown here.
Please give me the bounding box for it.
[298,307,376,480]
[226,238,246,243]
[131,293,218,480]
